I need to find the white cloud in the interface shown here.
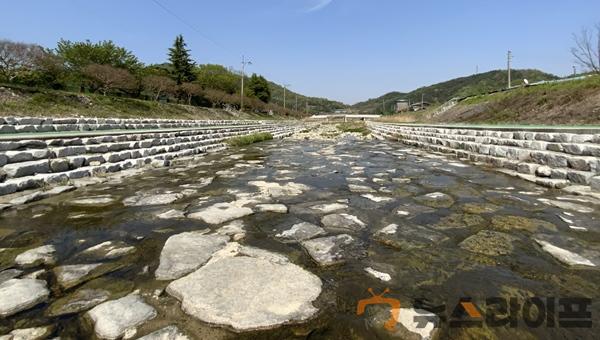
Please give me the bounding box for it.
[305,0,333,13]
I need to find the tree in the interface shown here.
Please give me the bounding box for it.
[179,82,203,105]
[194,64,239,94]
[168,35,195,84]
[82,64,137,95]
[572,23,600,74]
[0,40,44,82]
[56,39,141,72]
[247,73,271,103]
[142,75,176,101]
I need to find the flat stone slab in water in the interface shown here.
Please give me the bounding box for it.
[138,325,189,340]
[276,222,326,242]
[255,203,288,213]
[459,230,518,256]
[301,234,356,266]
[537,198,594,213]
[68,195,116,206]
[321,213,366,232]
[187,202,253,225]
[2,326,53,340]
[123,192,183,206]
[47,288,110,317]
[157,209,186,219]
[310,202,348,213]
[166,256,322,331]
[534,234,599,267]
[374,223,448,250]
[414,192,455,208]
[248,181,310,198]
[0,278,49,317]
[78,241,135,260]
[155,232,228,280]
[348,184,376,193]
[53,263,123,290]
[15,245,56,267]
[87,294,157,340]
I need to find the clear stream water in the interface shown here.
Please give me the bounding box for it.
[1,137,599,339]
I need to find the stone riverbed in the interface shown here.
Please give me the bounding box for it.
[0,133,599,339]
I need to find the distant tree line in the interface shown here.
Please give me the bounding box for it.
[0,35,299,115]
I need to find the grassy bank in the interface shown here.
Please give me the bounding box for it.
[226,132,274,146]
[0,84,279,120]
[336,122,370,135]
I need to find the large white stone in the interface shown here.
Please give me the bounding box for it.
[248,181,310,198]
[321,213,366,232]
[0,279,49,317]
[123,193,183,206]
[301,234,355,266]
[87,294,157,340]
[155,232,228,280]
[54,263,102,289]
[255,204,288,213]
[166,256,322,331]
[79,241,135,260]
[187,202,253,225]
[310,203,348,213]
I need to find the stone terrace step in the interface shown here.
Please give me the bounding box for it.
[369,122,600,193]
[0,122,299,197]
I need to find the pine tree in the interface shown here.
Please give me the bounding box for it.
[248,73,271,103]
[168,35,195,84]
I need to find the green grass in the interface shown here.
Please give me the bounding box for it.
[226,132,273,146]
[336,122,370,136]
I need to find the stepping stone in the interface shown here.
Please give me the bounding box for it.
[310,203,348,213]
[374,223,447,250]
[123,192,183,206]
[415,192,454,208]
[255,204,288,213]
[15,245,56,267]
[537,198,594,213]
[68,195,116,207]
[248,181,310,198]
[301,234,356,266]
[348,184,376,193]
[459,230,517,256]
[78,241,135,260]
[368,306,439,340]
[138,326,189,340]
[361,194,393,202]
[491,215,557,233]
[87,294,157,340]
[155,232,228,280]
[157,209,186,219]
[321,213,366,232]
[53,263,123,290]
[166,255,321,331]
[187,202,253,225]
[534,234,599,267]
[0,278,49,317]
[2,326,53,340]
[276,222,326,242]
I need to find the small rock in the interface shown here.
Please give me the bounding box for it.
[301,234,355,266]
[248,181,310,198]
[68,195,116,207]
[187,202,253,225]
[361,194,393,202]
[374,223,447,250]
[137,326,190,340]
[348,184,376,193]
[87,294,157,340]
[415,192,454,208]
[364,267,391,282]
[255,204,288,213]
[276,222,326,242]
[321,213,366,232]
[123,192,183,206]
[310,203,348,213]
[157,209,186,219]
[79,241,135,260]
[0,278,49,317]
[15,245,56,267]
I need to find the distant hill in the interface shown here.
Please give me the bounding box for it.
[267,81,347,113]
[352,69,559,114]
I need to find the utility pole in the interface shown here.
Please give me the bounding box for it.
[283,84,291,110]
[240,55,252,111]
[475,65,479,74]
[295,94,298,111]
[573,65,577,76]
[507,50,512,89]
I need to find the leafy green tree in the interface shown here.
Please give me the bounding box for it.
[247,73,271,103]
[168,35,195,84]
[194,64,239,94]
[56,39,141,72]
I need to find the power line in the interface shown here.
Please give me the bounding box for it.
[150,0,233,55]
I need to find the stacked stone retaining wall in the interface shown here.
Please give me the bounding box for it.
[0,117,299,197]
[369,122,600,193]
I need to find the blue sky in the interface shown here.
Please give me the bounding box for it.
[1,0,599,104]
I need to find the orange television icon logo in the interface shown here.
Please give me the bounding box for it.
[356,288,401,331]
